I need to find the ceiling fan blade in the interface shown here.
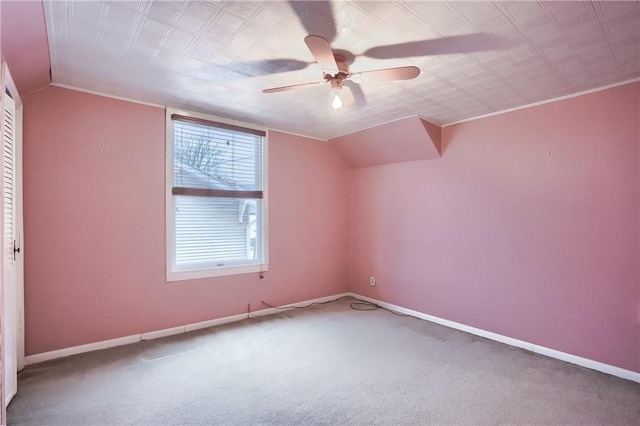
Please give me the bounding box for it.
[340,85,356,109]
[357,66,420,84]
[263,81,324,93]
[234,59,309,76]
[344,80,366,107]
[289,1,336,42]
[304,35,339,75]
[362,34,511,59]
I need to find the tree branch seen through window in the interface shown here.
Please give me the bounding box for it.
[176,135,242,190]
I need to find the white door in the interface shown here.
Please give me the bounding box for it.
[2,64,23,410]
[2,90,18,407]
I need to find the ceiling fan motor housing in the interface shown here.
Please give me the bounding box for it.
[329,77,344,90]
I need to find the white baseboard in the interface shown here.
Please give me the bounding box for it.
[24,293,350,366]
[24,335,141,365]
[347,292,640,383]
[141,326,185,341]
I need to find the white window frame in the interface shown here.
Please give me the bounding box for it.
[165,108,269,281]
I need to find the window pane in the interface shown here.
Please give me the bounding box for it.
[174,121,263,192]
[175,195,261,268]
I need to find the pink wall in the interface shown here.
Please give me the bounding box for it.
[22,86,348,355]
[0,0,50,95]
[348,82,640,373]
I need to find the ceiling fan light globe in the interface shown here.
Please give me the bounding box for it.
[332,94,343,110]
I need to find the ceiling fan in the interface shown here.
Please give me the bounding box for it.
[262,35,421,111]
[257,1,508,111]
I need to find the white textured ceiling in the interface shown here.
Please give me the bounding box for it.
[44,1,640,139]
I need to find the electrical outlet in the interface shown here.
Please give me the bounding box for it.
[369,276,376,287]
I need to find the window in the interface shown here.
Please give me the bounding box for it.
[166,110,268,281]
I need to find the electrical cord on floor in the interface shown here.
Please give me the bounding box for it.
[260,295,353,310]
[261,296,410,317]
[349,300,410,317]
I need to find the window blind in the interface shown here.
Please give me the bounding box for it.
[172,114,264,198]
[175,196,259,266]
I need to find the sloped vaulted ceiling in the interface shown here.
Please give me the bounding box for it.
[330,116,441,168]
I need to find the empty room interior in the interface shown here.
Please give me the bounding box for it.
[0,0,639,424]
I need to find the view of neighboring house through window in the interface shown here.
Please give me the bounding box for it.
[167,112,267,280]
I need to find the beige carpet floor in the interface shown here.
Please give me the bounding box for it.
[7,297,640,425]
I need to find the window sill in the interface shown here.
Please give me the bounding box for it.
[167,263,269,282]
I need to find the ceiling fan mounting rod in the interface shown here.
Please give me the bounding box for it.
[323,54,350,80]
